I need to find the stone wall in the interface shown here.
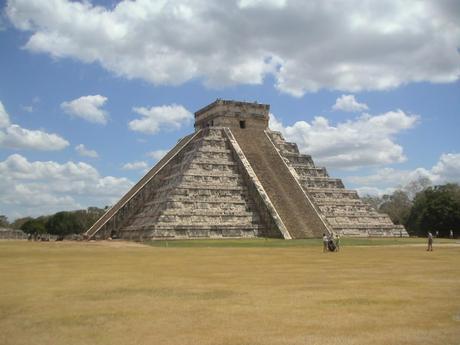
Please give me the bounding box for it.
[194,99,269,131]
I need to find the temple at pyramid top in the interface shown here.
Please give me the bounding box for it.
[85,99,407,241]
[194,99,269,131]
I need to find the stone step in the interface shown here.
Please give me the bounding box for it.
[300,179,345,189]
[146,195,252,205]
[300,176,342,182]
[187,159,238,166]
[168,188,250,199]
[126,213,259,229]
[282,151,313,163]
[164,159,239,174]
[318,204,374,213]
[331,223,401,230]
[328,218,395,226]
[321,210,383,218]
[336,228,404,237]
[160,208,257,216]
[153,184,247,196]
[308,188,360,195]
[315,199,364,206]
[121,227,261,239]
[188,162,239,172]
[197,145,232,155]
[171,171,241,178]
[162,174,243,186]
[133,223,262,231]
[295,167,329,178]
[231,128,329,238]
[154,200,254,210]
[192,151,234,160]
[289,162,316,169]
[156,213,258,224]
[267,132,300,154]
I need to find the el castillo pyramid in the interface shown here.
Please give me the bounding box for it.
[86,99,407,240]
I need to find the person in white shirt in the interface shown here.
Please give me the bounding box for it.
[427,232,433,251]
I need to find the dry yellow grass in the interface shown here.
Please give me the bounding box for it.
[0,240,459,345]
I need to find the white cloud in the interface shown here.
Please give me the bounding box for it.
[122,161,149,170]
[147,149,169,161]
[128,104,192,134]
[75,144,99,158]
[6,0,460,96]
[238,0,287,9]
[0,101,11,128]
[0,125,69,151]
[61,95,108,124]
[354,186,397,198]
[347,153,460,196]
[269,109,418,169]
[348,167,432,189]
[0,154,133,219]
[332,94,369,112]
[0,101,69,151]
[431,153,460,182]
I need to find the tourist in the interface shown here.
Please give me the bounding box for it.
[327,235,336,252]
[335,234,340,252]
[322,233,328,252]
[450,229,454,239]
[436,230,439,238]
[427,232,433,251]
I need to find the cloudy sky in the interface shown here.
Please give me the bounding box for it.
[1,0,459,220]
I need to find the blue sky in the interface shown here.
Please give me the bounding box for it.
[0,0,459,220]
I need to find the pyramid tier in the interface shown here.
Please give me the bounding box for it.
[267,130,408,237]
[117,128,266,240]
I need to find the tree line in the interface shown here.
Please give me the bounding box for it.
[0,207,107,239]
[362,182,460,237]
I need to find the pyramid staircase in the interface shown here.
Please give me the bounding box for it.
[231,128,329,238]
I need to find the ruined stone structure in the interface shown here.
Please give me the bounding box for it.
[0,228,28,240]
[86,100,407,240]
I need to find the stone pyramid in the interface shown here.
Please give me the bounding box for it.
[86,100,407,240]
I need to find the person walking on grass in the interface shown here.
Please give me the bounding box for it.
[323,233,328,252]
[427,232,433,251]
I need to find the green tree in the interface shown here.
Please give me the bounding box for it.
[406,183,460,237]
[0,215,9,228]
[379,190,412,225]
[46,212,85,237]
[21,218,47,235]
[10,217,33,229]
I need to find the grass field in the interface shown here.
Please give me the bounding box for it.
[1,239,459,345]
